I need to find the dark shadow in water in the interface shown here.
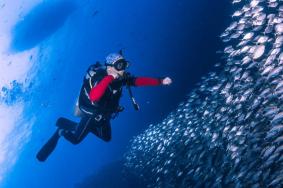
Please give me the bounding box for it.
[11,0,76,52]
[75,160,147,188]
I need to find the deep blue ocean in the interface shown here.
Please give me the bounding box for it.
[0,0,232,187]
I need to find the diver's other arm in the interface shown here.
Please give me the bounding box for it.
[134,77,172,86]
[89,75,115,102]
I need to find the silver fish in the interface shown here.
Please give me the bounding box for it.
[125,1,283,187]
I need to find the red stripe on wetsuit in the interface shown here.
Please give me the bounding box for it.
[89,76,162,102]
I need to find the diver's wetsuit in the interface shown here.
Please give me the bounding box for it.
[62,115,112,144]
[60,64,163,144]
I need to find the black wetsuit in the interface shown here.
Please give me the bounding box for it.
[61,65,136,144]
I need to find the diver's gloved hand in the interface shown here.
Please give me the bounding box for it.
[162,77,172,85]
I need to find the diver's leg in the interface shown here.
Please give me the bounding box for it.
[56,117,77,130]
[90,120,112,142]
[62,117,91,145]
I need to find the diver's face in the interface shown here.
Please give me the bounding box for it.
[113,59,128,75]
[107,66,125,76]
[117,69,125,76]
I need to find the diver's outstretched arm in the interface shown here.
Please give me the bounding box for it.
[134,77,172,86]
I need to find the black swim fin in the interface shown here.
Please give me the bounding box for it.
[36,130,60,162]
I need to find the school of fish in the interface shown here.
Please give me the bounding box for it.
[124,0,283,187]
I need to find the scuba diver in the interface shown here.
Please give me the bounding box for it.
[36,51,172,162]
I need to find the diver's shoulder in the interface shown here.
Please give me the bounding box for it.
[87,64,106,75]
[83,64,106,82]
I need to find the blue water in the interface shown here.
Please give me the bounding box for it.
[2,0,231,187]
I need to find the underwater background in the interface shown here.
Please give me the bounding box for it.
[3,0,275,187]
